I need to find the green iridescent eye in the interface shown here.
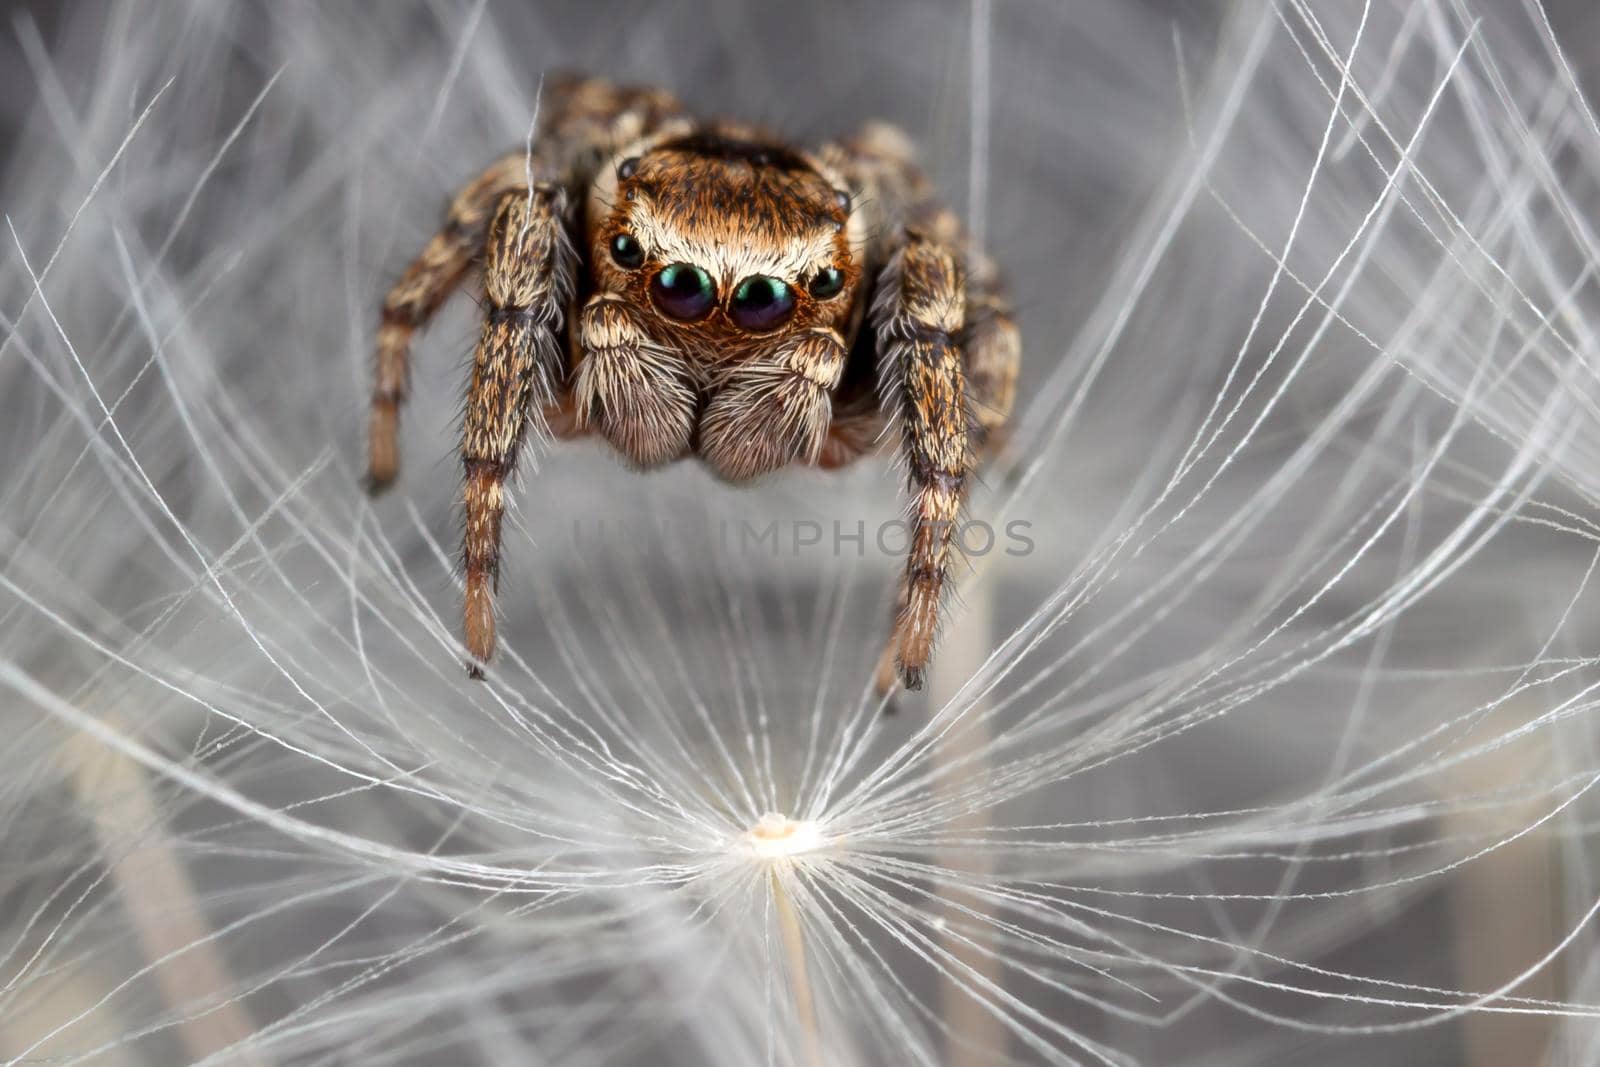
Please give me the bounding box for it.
[808,266,844,299]
[651,263,717,321]
[730,275,796,332]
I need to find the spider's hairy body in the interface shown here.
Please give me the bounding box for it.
[367,74,1019,693]
[576,121,864,476]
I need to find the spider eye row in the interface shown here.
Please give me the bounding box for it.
[610,233,845,332]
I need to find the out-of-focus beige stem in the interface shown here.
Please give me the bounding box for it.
[65,724,270,1067]
[771,868,824,1067]
[941,0,1003,1045]
[932,582,1003,1065]
[0,956,136,1065]
[1445,699,1557,1067]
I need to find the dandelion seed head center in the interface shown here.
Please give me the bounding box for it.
[742,812,825,859]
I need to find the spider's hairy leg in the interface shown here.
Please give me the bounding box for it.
[461,187,576,676]
[369,153,527,492]
[572,295,696,467]
[370,74,683,493]
[701,327,848,481]
[962,251,1020,457]
[873,226,974,693]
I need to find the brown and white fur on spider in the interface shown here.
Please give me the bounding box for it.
[367,74,1019,695]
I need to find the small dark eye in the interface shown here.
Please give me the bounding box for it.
[651,263,717,321]
[730,276,797,332]
[610,233,645,270]
[808,266,844,300]
[616,156,640,180]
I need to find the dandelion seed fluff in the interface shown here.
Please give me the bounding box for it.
[3,1,1600,1065]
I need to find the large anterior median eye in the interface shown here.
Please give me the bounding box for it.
[729,275,796,332]
[651,264,717,321]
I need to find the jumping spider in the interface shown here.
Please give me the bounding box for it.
[368,75,1019,693]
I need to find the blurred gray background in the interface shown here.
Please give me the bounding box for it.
[6,0,1597,169]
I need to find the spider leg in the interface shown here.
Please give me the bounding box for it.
[961,250,1020,457]
[371,75,690,678]
[369,153,528,491]
[371,76,685,492]
[461,187,576,675]
[829,120,1021,696]
[872,226,974,693]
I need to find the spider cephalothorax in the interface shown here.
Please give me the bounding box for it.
[577,122,867,481]
[368,75,1019,693]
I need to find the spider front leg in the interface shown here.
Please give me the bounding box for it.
[874,229,975,693]
[369,153,526,490]
[461,187,576,676]
[962,250,1021,456]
